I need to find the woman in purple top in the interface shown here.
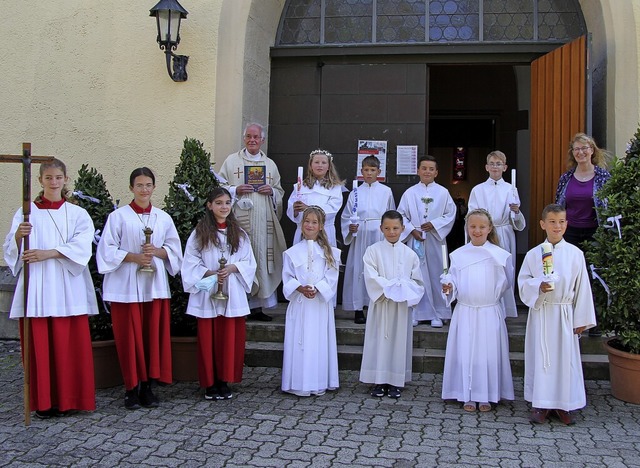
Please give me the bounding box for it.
[555,133,610,336]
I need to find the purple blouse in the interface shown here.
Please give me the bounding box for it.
[565,176,597,228]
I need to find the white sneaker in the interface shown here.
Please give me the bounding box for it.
[430,318,443,328]
[412,320,419,327]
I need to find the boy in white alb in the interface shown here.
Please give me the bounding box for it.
[341,155,395,324]
[468,150,525,317]
[360,210,424,399]
[518,204,596,425]
[397,155,456,327]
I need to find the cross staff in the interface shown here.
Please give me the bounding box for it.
[0,143,54,426]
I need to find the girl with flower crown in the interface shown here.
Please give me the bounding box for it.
[281,206,341,397]
[286,149,344,247]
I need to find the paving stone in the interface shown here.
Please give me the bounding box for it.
[1,339,639,467]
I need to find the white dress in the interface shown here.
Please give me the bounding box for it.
[4,202,98,318]
[281,240,341,396]
[340,181,395,311]
[181,229,257,318]
[397,181,456,321]
[518,239,596,411]
[441,242,515,404]
[97,205,183,302]
[359,240,424,387]
[468,178,525,317]
[286,182,343,247]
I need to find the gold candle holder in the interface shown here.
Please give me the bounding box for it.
[139,226,156,273]
[211,255,228,300]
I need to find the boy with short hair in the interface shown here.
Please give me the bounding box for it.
[518,204,596,425]
[468,150,525,317]
[341,155,395,324]
[397,155,456,327]
[360,210,424,399]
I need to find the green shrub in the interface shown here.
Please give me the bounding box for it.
[586,127,640,354]
[164,138,220,336]
[72,164,116,341]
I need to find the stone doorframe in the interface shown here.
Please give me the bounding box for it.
[213,1,639,163]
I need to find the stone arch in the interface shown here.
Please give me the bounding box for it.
[214,1,639,160]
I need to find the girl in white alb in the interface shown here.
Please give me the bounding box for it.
[181,187,257,401]
[97,167,183,410]
[286,149,344,247]
[281,206,341,396]
[3,158,98,418]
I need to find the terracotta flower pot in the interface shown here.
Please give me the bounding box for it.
[92,339,123,389]
[171,336,198,382]
[605,340,640,405]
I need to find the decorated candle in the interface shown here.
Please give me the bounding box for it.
[351,179,360,237]
[511,169,516,189]
[541,242,555,291]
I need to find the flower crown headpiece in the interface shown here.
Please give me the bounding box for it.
[309,149,333,161]
[303,205,326,217]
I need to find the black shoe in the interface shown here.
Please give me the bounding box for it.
[248,308,273,322]
[124,388,141,410]
[204,386,220,401]
[354,310,366,324]
[139,382,159,408]
[370,384,386,398]
[588,326,602,337]
[34,408,57,420]
[217,382,232,400]
[387,385,401,399]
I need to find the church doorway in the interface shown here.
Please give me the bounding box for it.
[268,0,588,250]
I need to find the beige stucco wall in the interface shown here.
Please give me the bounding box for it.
[1,0,639,267]
[0,0,223,261]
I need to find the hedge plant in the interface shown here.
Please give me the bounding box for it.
[586,127,640,354]
[164,138,220,336]
[72,164,116,341]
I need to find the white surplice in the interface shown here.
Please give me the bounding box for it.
[340,181,395,311]
[359,240,424,387]
[4,203,98,318]
[397,181,456,321]
[441,242,515,404]
[181,229,257,318]
[281,240,341,396]
[219,150,287,308]
[286,182,343,247]
[518,239,596,411]
[97,205,183,302]
[468,178,526,317]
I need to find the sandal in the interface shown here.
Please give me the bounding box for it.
[478,403,492,412]
[463,402,476,412]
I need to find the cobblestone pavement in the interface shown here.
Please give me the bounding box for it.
[1,340,639,467]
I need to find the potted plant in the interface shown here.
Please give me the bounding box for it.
[586,126,640,404]
[164,138,220,380]
[72,164,122,389]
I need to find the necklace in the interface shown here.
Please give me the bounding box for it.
[574,171,594,182]
[46,203,68,243]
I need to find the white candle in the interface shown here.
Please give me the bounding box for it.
[297,166,303,184]
[353,179,358,191]
[511,169,516,189]
[441,243,448,272]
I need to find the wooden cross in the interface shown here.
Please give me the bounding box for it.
[0,143,54,427]
[234,167,243,179]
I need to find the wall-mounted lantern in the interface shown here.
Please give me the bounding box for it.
[149,0,189,82]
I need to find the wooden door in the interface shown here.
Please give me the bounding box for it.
[529,35,587,246]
